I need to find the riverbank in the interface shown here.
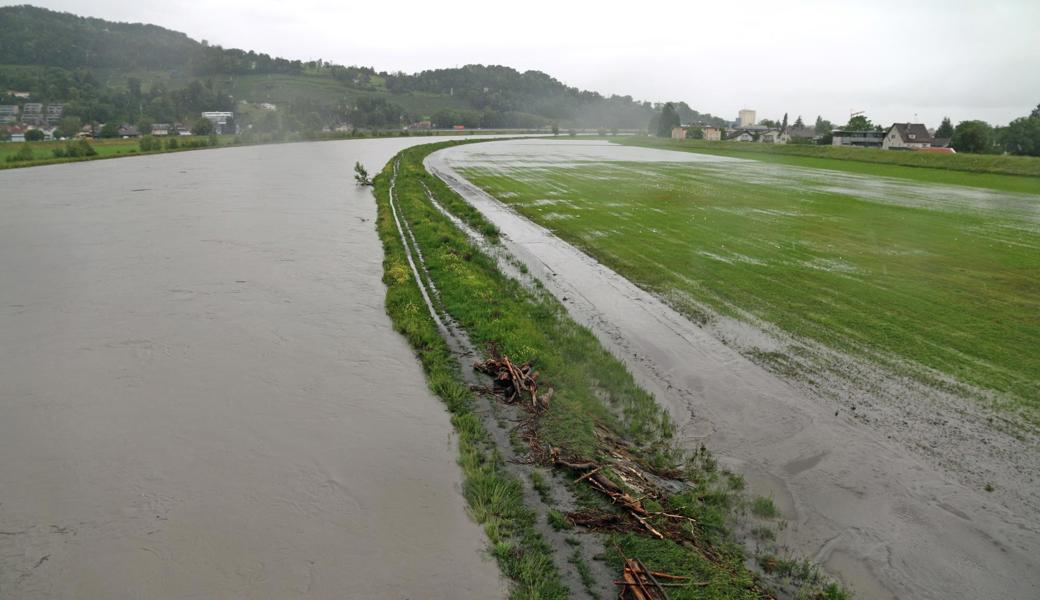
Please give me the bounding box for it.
[376,140,848,599]
[427,138,1040,599]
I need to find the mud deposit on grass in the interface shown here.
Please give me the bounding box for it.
[429,139,1040,600]
[0,139,506,599]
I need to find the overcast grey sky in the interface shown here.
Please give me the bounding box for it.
[9,0,1040,126]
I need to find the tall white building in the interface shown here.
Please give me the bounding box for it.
[738,109,756,127]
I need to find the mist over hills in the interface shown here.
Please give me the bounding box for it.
[0,4,727,131]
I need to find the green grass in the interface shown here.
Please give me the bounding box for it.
[547,509,573,531]
[530,471,553,504]
[619,137,1040,192]
[459,155,1040,423]
[373,143,567,599]
[750,497,780,519]
[375,141,822,598]
[0,135,235,169]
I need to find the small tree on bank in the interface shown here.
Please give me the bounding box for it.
[935,117,954,138]
[192,117,215,136]
[952,120,995,154]
[846,114,873,131]
[100,122,119,138]
[655,102,681,137]
[354,161,372,186]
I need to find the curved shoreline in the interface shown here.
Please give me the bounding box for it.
[427,139,1040,599]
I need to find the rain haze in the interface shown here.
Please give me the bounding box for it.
[3,1,1040,599]
[8,0,1040,126]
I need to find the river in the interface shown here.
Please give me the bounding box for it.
[0,139,505,599]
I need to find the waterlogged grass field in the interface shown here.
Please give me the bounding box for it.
[455,140,1040,422]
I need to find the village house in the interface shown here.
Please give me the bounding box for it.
[787,126,817,142]
[117,124,140,138]
[726,129,755,142]
[671,126,687,140]
[723,128,788,143]
[45,103,64,125]
[21,102,44,125]
[4,123,28,142]
[758,129,789,144]
[151,123,171,136]
[832,129,885,148]
[201,111,235,134]
[882,123,933,150]
[0,104,19,124]
[702,126,722,141]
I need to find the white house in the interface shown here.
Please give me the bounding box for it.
[882,123,934,150]
[758,130,789,144]
[726,129,755,142]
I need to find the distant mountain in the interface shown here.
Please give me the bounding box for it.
[0,5,728,132]
[0,4,198,70]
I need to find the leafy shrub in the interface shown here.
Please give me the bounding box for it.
[7,142,35,162]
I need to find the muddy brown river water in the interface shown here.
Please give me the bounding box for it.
[430,139,1040,600]
[0,139,506,599]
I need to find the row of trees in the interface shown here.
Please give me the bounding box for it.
[948,105,1040,156]
[653,103,1040,156]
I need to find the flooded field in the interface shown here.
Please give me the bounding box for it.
[429,139,1040,599]
[0,139,505,598]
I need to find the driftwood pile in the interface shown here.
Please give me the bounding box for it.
[615,557,695,599]
[472,343,763,596]
[472,345,696,541]
[555,454,701,542]
[473,348,554,410]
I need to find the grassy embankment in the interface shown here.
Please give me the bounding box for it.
[459,153,1040,424]
[375,141,846,599]
[619,137,1040,194]
[0,135,235,170]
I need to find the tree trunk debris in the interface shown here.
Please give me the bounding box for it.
[615,557,696,599]
[473,342,772,598]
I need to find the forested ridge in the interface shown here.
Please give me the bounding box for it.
[0,5,726,132]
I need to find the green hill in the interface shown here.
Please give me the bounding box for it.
[0,4,728,133]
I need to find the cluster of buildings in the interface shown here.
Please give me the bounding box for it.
[1,99,66,142]
[0,99,65,126]
[1,101,236,141]
[672,108,797,144]
[832,123,952,152]
[670,107,954,153]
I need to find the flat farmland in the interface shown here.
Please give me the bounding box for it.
[456,141,1040,424]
